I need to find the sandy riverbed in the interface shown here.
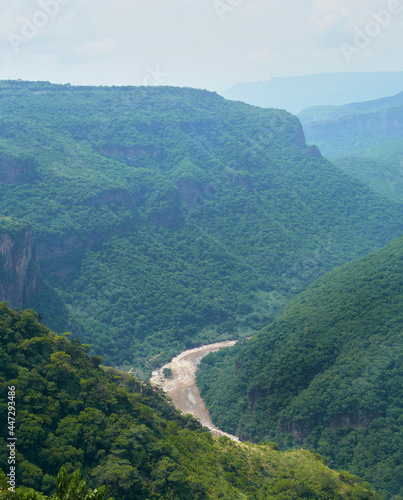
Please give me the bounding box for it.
[150,341,240,441]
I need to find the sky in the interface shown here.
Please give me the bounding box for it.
[1,0,403,92]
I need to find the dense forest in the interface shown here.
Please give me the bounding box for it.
[299,92,403,202]
[197,236,403,499]
[0,80,402,498]
[0,303,380,499]
[0,80,402,374]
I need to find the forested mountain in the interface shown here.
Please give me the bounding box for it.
[299,92,403,202]
[300,91,403,157]
[222,72,403,113]
[333,142,403,204]
[299,92,403,125]
[0,303,379,500]
[197,236,403,499]
[0,80,402,373]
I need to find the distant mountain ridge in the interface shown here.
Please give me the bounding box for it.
[301,93,403,157]
[298,91,403,125]
[299,91,403,202]
[222,72,403,113]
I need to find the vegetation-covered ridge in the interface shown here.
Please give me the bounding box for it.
[299,91,403,203]
[223,72,403,114]
[0,303,380,500]
[298,91,403,126]
[0,80,402,371]
[197,235,403,499]
[0,217,30,236]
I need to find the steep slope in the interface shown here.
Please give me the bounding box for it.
[298,92,403,125]
[0,303,379,500]
[334,146,403,204]
[0,217,39,308]
[0,81,402,371]
[299,92,403,203]
[300,92,403,158]
[222,72,403,113]
[197,236,403,499]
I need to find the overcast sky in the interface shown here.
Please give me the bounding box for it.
[1,0,403,91]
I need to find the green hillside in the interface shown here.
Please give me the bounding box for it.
[301,105,403,159]
[197,236,403,499]
[0,80,402,372]
[299,93,403,203]
[332,140,403,203]
[0,217,30,235]
[0,303,379,500]
[298,92,403,126]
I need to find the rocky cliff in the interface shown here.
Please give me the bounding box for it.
[300,92,403,158]
[0,220,39,307]
[303,107,403,156]
[0,152,38,184]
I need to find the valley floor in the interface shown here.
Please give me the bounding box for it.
[150,341,239,441]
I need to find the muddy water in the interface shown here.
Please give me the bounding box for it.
[150,341,240,442]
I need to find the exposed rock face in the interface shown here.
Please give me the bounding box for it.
[100,146,163,161]
[176,178,214,205]
[279,411,377,443]
[303,108,403,152]
[0,228,39,307]
[36,220,136,282]
[0,154,38,184]
[306,145,322,158]
[86,188,135,209]
[147,202,183,228]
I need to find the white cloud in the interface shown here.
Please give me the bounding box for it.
[310,0,381,32]
[249,48,273,61]
[76,37,116,57]
[0,0,402,90]
[307,47,341,59]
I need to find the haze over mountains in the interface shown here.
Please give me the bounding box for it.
[300,91,403,203]
[222,72,403,114]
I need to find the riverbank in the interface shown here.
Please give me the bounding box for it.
[150,341,240,441]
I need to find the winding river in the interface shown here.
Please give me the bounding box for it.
[150,341,240,442]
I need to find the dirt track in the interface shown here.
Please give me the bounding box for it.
[150,341,240,441]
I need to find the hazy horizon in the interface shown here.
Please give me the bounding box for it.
[1,0,403,93]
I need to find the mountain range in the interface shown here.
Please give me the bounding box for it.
[222,72,403,114]
[0,80,401,375]
[299,91,403,203]
[0,79,402,498]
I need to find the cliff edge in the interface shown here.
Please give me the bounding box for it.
[0,218,39,307]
